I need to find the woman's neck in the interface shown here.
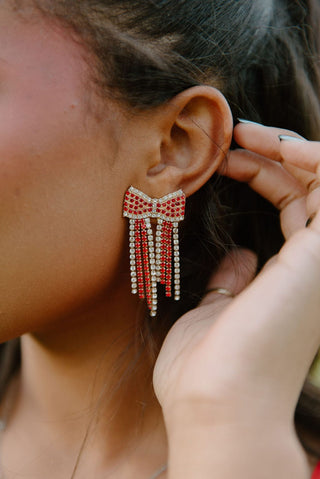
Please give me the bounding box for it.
[1,284,167,478]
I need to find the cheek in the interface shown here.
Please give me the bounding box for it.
[0,15,132,339]
[0,93,128,341]
[0,144,128,340]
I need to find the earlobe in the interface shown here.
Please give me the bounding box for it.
[121,87,232,315]
[147,85,233,197]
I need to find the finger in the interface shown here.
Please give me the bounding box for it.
[203,221,320,408]
[234,122,318,190]
[279,197,307,238]
[220,149,308,237]
[306,187,320,219]
[280,197,309,239]
[279,138,320,174]
[234,121,304,162]
[281,162,319,193]
[220,149,307,211]
[201,248,257,306]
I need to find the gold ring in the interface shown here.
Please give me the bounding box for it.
[204,287,235,298]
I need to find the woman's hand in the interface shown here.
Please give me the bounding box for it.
[226,122,320,238]
[153,122,320,478]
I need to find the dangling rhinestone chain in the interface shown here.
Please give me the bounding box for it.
[123,187,186,316]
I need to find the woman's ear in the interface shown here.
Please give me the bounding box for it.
[143,85,233,197]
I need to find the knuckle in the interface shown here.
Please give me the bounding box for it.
[277,192,303,210]
[307,177,320,191]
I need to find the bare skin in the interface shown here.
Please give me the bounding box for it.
[0,4,230,479]
[0,3,320,479]
[0,4,168,478]
[154,125,320,478]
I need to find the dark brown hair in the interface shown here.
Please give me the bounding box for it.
[4,0,320,458]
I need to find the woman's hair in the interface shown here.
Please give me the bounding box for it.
[5,0,320,457]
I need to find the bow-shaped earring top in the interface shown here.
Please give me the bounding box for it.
[123,186,186,221]
[123,186,186,316]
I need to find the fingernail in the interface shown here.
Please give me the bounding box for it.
[278,135,306,142]
[237,118,263,126]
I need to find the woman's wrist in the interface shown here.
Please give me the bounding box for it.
[164,400,310,479]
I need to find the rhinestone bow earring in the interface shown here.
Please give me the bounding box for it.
[123,186,186,317]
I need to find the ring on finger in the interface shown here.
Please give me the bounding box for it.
[204,287,235,298]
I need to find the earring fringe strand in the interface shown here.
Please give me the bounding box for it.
[123,186,185,316]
